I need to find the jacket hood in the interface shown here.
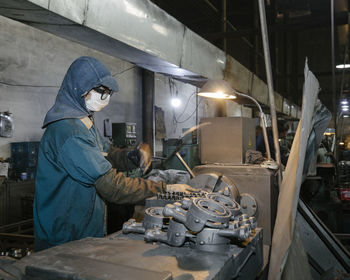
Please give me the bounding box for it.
[43,56,119,128]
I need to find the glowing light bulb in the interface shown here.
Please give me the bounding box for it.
[171,98,181,108]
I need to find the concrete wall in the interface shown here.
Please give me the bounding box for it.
[0,15,251,160]
[0,15,141,159]
[154,74,251,154]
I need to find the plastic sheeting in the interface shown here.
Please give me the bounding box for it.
[268,60,331,280]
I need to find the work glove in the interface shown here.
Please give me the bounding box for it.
[166,184,199,193]
[127,143,152,174]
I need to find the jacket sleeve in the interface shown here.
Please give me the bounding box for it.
[58,135,112,186]
[95,168,166,204]
[106,146,138,172]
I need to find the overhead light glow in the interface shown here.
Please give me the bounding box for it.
[198,80,236,100]
[336,64,350,69]
[341,100,348,105]
[171,97,181,108]
[339,141,345,145]
[152,23,168,36]
[344,115,349,118]
[343,107,349,111]
[198,91,236,100]
[125,1,147,18]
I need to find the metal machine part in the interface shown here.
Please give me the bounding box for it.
[124,193,256,255]
[193,165,277,245]
[192,222,251,252]
[143,207,168,229]
[188,173,240,201]
[122,219,145,234]
[123,207,169,234]
[163,198,231,232]
[145,219,193,247]
[240,193,258,218]
[207,193,241,218]
[145,191,207,208]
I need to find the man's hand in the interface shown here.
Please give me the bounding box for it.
[166,184,199,193]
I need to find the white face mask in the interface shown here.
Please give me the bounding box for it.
[85,90,110,112]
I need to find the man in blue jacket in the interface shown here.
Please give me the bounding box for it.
[34,56,191,251]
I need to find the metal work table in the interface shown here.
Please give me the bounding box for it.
[14,228,263,280]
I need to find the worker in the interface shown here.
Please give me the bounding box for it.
[256,120,290,165]
[34,56,194,251]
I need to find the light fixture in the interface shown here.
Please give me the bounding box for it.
[336,64,350,69]
[171,97,181,108]
[342,108,349,111]
[341,100,348,105]
[344,115,349,118]
[198,80,236,100]
[339,141,345,145]
[198,79,272,161]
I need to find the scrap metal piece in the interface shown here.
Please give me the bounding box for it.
[240,193,258,217]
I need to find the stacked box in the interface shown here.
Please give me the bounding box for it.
[10,142,40,180]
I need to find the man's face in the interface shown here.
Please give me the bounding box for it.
[85,86,113,112]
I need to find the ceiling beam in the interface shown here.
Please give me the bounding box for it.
[204,11,348,40]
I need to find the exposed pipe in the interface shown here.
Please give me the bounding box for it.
[331,0,337,140]
[222,0,227,52]
[258,0,281,169]
[142,69,155,155]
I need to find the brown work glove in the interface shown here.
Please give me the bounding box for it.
[138,143,152,174]
[95,168,166,204]
[126,143,152,174]
[106,146,137,172]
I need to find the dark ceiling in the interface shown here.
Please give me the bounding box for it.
[150,0,350,111]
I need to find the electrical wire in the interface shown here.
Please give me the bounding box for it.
[112,66,136,77]
[174,91,196,121]
[0,81,59,88]
[174,98,203,124]
[0,66,136,87]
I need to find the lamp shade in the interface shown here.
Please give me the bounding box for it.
[198,79,236,99]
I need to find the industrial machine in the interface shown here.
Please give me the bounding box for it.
[112,122,137,147]
[9,175,264,280]
[4,118,347,279]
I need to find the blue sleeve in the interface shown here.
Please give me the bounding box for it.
[58,135,112,186]
[98,130,111,152]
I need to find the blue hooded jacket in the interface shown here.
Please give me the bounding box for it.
[34,56,119,250]
[43,56,118,127]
